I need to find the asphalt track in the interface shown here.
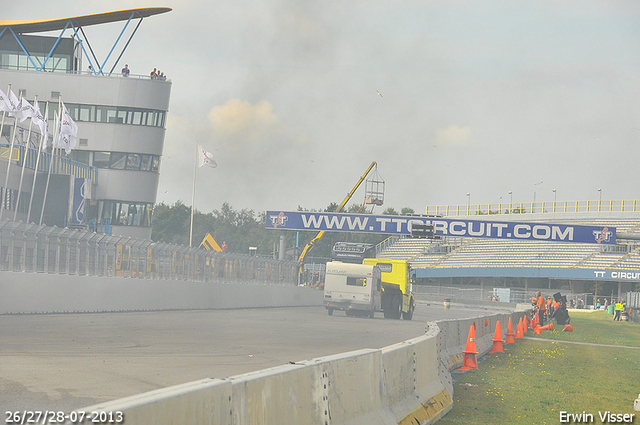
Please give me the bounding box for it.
[0,304,497,413]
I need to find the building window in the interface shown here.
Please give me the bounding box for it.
[99,200,153,227]
[60,103,165,128]
[126,154,140,170]
[93,152,110,168]
[109,153,127,170]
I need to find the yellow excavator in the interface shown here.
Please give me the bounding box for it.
[297,161,382,273]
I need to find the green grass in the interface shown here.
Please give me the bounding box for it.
[438,311,640,424]
[526,310,640,347]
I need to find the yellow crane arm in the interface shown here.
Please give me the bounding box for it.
[297,161,378,265]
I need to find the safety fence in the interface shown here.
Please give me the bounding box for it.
[426,199,640,217]
[0,219,298,284]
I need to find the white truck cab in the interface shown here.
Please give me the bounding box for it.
[323,261,382,317]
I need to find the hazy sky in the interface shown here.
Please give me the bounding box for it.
[5,1,640,214]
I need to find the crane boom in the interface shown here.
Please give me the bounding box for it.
[297,161,378,266]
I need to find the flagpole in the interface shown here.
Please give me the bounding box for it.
[40,97,61,225]
[0,84,9,180]
[14,95,37,221]
[0,87,21,220]
[0,85,7,218]
[189,141,198,247]
[27,101,48,223]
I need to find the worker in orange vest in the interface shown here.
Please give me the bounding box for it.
[536,291,547,326]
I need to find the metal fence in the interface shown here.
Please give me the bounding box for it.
[425,199,640,217]
[0,219,298,284]
[413,285,596,307]
[627,292,640,308]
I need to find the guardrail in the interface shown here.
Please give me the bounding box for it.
[426,200,640,216]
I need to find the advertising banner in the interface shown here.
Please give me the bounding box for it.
[265,211,616,245]
[69,177,88,225]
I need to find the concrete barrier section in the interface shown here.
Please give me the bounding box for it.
[74,378,232,425]
[62,308,530,425]
[0,272,323,314]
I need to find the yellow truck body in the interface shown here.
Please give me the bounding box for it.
[362,258,414,320]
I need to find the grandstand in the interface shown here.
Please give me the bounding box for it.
[377,205,640,302]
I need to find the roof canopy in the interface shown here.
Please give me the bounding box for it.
[0,8,171,34]
[0,8,172,75]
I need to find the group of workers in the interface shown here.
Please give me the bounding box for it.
[532,291,570,326]
[533,291,629,323]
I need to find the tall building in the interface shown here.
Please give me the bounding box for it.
[0,8,172,239]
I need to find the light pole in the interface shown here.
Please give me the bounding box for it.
[509,191,512,204]
[598,188,602,212]
[553,189,556,202]
[466,192,470,206]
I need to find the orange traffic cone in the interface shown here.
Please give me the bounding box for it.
[505,317,516,344]
[459,324,479,370]
[534,326,542,334]
[522,316,528,334]
[562,324,573,332]
[538,323,553,331]
[485,319,489,327]
[490,320,504,354]
[515,317,524,339]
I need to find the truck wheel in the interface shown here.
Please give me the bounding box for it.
[328,308,334,316]
[382,295,391,319]
[403,300,414,320]
[392,295,402,320]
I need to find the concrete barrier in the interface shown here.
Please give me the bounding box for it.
[66,310,531,425]
[0,272,323,314]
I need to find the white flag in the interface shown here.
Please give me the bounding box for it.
[198,144,217,168]
[0,89,12,113]
[33,102,49,149]
[18,97,36,123]
[7,88,22,120]
[56,102,78,154]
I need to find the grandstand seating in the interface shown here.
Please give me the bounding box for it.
[377,214,640,271]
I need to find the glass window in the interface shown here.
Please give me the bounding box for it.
[118,203,130,225]
[106,108,118,123]
[101,201,116,222]
[96,106,108,123]
[71,151,90,165]
[117,109,128,124]
[126,154,140,170]
[67,104,80,120]
[132,111,142,125]
[93,152,110,168]
[140,154,153,171]
[146,203,153,226]
[151,156,160,172]
[347,277,366,287]
[110,152,127,169]
[79,105,93,122]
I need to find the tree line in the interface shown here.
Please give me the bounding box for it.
[151,201,415,260]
